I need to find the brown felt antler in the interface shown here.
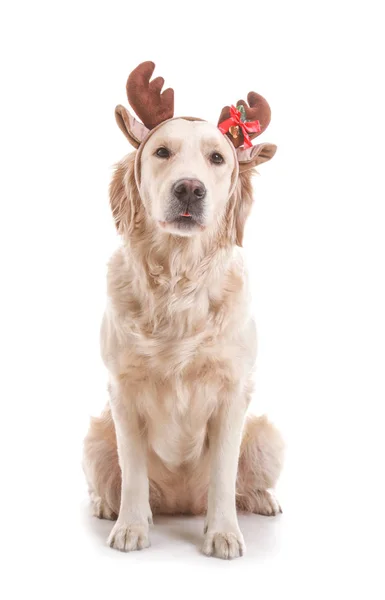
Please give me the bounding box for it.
[218,92,271,149]
[126,61,174,130]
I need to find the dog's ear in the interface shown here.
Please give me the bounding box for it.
[229,145,276,245]
[233,171,254,246]
[224,170,254,247]
[115,105,149,149]
[236,143,277,173]
[109,155,143,235]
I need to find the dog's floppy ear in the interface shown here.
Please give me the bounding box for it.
[224,170,254,247]
[233,171,254,246]
[229,144,276,245]
[236,143,277,172]
[109,156,143,235]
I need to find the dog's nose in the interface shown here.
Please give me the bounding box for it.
[173,179,206,202]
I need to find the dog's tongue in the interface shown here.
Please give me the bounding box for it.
[181,212,191,217]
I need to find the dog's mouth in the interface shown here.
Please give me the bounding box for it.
[161,204,205,233]
[174,212,195,225]
[162,214,202,231]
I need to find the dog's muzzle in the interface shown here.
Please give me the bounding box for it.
[164,178,206,229]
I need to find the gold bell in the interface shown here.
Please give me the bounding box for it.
[229,125,240,139]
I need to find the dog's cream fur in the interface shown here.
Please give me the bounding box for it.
[83,119,284,559]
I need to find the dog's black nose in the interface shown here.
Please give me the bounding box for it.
[173,179,206,202]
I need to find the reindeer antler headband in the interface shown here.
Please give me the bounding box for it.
[115,61,277,173]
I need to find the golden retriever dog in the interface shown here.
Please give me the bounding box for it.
[83,62,284,559]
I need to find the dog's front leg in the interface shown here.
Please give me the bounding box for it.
[107,381,152,552]
[202,390,247,559]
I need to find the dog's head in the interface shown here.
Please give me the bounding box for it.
[138,118,238,236]
[112,61,276,246]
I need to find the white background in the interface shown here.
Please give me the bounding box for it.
[1,1,384,598]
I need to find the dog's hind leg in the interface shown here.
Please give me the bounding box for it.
[236,415,285,515]
[83,407,121,520]
[89,490,117,520]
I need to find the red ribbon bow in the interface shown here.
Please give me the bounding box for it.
[218,105,261,148]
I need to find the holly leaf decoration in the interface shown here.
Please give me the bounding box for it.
[237,104,247,122]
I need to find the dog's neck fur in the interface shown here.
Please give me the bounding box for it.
[107,227,243,345]
[130,223,233,282]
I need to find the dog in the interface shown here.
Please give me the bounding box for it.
[83,62,284,559]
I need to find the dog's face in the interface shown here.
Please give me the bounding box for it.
[138,119,236,236]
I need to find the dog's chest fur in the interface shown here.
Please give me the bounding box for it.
[102,247,255,467]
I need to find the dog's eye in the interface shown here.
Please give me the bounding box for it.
[155,147,171,159]
[210,152,224,165]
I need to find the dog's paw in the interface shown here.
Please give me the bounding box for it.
[91,495,117,521]
[252,490,282,516]
[202,529,245,559]
[107,522,150,552]
[237,489,282,516]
